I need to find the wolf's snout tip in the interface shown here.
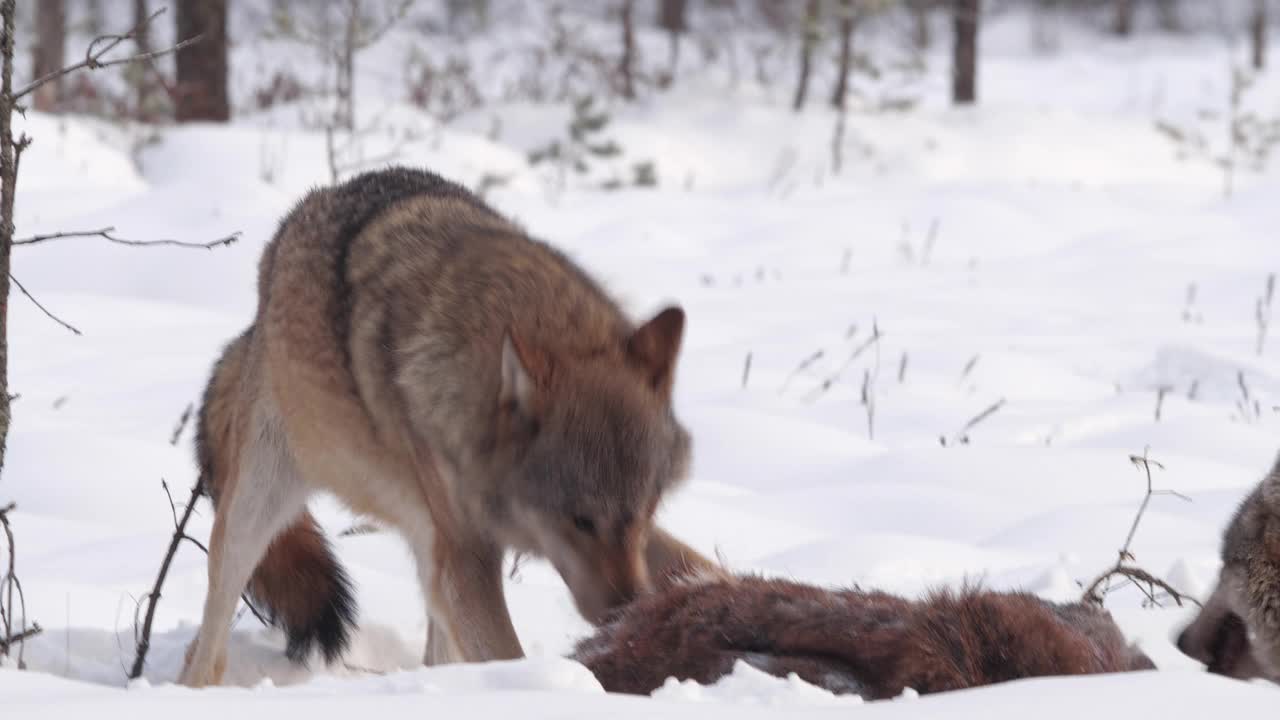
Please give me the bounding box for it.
[1174,628,1193,656]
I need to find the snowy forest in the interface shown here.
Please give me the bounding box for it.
[2,0,1280,717]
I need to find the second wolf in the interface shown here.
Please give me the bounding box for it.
[1176,453,1280,684]
[180,167,719,687]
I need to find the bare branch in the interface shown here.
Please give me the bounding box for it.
[958,354,980,385]
[960,398,1005,435]
[0,623,41,652]
[15,226,240,250]
[941,398,1006,446]
[1082,566,1200,609]
[779,349,825,394]
[130,477,204,679]
[804,322,885,400]
[170,403,194,446]
[160,479,180,531]
[1,502,39,659]
[13,8,202,102]
[9,274,81,335]
[131,477,268,679]
[1082,448,1196,609]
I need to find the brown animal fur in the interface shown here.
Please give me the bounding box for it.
[1177,453,1280,684]
[573,575,1154,698]
[181,167,712,686]
[196,329,357,663]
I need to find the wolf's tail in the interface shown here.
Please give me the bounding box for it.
[242,511,358,663]
[195,330,357,664]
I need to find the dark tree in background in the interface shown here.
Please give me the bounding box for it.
[86,0,105,35]
[793,0,820,112]
[0,0,17,482]
[907,0,933,50]
[830,0,858,110]
[1113,0,1133,37]
[659,0,687,81]
[175,0,229,122]
[1253,0,1268,71]
[31,0,64,112]
[132,0,164,121]
[952,0,979,105]
[619,0,636,100]
[1155,0,1181,32]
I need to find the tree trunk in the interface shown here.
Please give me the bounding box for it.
[659,0,687,34]
[952,0,979,105]
[908,0,932,50]
[619,0,636,100]
[0,0,17,483]
[1155,0,1181,32]
[335,2,357,131]
[132,0,161,121]
[174,0,229,122]
[1252,0,1268,71]
[660,0,687,81]
[793,0,820,112]
[830,0,855,110]
[32,0,65,113]
[85,0,105,36]
[1113,0,1133,37]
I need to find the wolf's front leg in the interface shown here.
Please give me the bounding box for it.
[646,526,729,591]
[422,539,524,664]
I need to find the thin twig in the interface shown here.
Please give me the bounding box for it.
[779,349,824,394]
[132,477,269,679]
[170,403,194,446]
[1081,448,1196,609]
[1082,566,1200,609]
[860,368,875,440]
[741,352,752,390]
[804,323,884,401]
[1154,384,1172,422]
[129,477,272,677]
[160,480,181,531]
[9,274,81,335]
[958,354,980,386]
[13,8,201,101]
[130,477,204,679]
[15,226,240,250]
[0,623,41,650]
[941,398,1006,446]
[1117,448,1168,561]
[1,502,38,658]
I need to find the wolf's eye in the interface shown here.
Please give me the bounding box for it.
[572,515,596,535]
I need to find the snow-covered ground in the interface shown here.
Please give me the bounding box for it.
[4,4,1280,716]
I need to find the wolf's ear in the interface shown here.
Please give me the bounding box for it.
[627,306,685,398]
[500,331,542,415]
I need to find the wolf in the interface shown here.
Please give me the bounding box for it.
[1176,453,1280,683]
[178,167,721,687]
[573,575,1154,698]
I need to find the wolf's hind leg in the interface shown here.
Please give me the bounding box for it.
[179,413,309,687]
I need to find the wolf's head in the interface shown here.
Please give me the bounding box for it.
[1176,455,1280,683]
[479,306,691,623]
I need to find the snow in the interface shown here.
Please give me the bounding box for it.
[4,2,1280,717]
